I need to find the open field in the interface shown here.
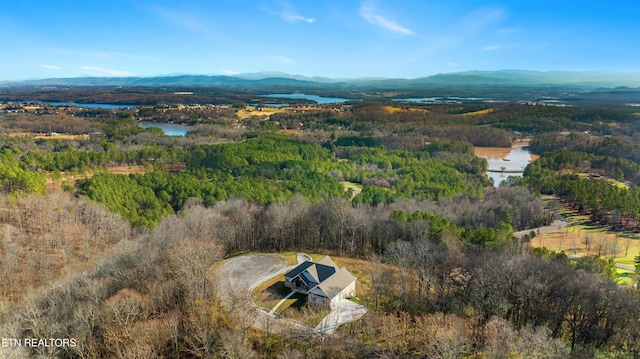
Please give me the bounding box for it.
[235,105,328,120]
[576,172,630,189]
[46,165,148,190]
[383,105,429,114]
[342,181,362,199]
[8,132,90,140]
[530,212,639,282]
[456,108,494,116]
[236,105,288,119]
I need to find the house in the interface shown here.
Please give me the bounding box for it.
[284,256,356,309]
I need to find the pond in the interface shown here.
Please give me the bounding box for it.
[474,141,539,186]
[138,123,192,136]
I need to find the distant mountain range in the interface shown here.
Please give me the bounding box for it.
[3,70,640,89]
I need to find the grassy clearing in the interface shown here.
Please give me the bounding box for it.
[35,133,90,140]
[531,212,639,273]
[383,105,429,114]
[252,277,291,311]
[9,132,91,141]
[236,105,288,119]
[330,256,374,298]
[456,108,494,117]
[342,181,362,192]
[616,269,635,286]
[576,173,630,189]
[342,181,362,199]
[46,165,148,190]
[279,252,301,265]
[251,274,328,324]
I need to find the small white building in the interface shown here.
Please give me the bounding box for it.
[284,256,356,309]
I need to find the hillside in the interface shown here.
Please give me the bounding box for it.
[4,70,640,90]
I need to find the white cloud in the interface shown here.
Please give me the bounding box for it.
[359,2,414,35]
[482,45,502,51]
[266,1,315,23]
[278,10,315,23]
[40,64,61,70]
[80,66,133,76]
[222,69,240,75]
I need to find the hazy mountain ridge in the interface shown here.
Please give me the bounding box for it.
[2,70,640,89]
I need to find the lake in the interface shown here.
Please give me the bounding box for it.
[42,101,134,109]
[262,94,349,104]
[138,123,192,136]
[474,141,539,186]
[394,96,492,103]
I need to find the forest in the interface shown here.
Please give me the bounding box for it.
[1,90,640,358]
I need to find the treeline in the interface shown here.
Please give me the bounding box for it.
[22,146,182,172]
[531,149,640,183]
[531,133,640,167]
[0,113,104,134]
[106,186,546,257]
[0,148,46,194]
[521,165,640,230]
[521,133,640,230]
[355,240,640,356]
[1,193,636,358]
[74,136,491,228]
[1,87,254,105]
[136,104,238,125]
[485,105,639,136]
[0,133,492,229]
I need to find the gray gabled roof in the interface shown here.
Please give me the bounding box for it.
[315,263,337,283]
[317,256,337,268]
[313,267,356,299]
[284,261,314,279]
[285,256,356,299]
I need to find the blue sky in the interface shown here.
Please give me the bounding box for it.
[1,0,638,80]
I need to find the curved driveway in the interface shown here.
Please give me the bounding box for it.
[212,253,367,337]
[212,254,313,337]
[214,253,287,307]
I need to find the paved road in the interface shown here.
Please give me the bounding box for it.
[514,218,568,238]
